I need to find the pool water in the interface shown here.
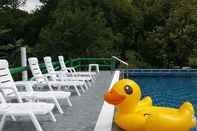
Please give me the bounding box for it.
[129,76,197,131]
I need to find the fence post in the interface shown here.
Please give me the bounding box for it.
[126,65,129,78]
[111,58,116,71]
[79,59,81,71]
[70,59,73,67]
[21,47,28,80]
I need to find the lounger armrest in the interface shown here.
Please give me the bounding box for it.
[0,82,15,89]
[15,81,35,92]
[30,76,37,81]
[71,67,76,72]
[0,82,18,94]
[55,71,64,74]
[43,73,61,82]
[43,73,57,79]
[43,73,54,77]
[53,70,70,76]
[30,75,48,81]
[0,82,24,102]
[0,85,14,90]
[66,67,75,72]
[0,86,16,97]
[48,72,58,75]
[52,71,65,76]
[54,71,72,77]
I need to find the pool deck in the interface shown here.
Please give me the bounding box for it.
[3,71,120,131]
[2,70,197,131]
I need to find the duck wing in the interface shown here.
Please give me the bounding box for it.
[138,96,153,107]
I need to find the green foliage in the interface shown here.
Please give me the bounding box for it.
[142,0,197,67]
[189,49,197,67]
[0,0,26,9]
[126,50,151,68]
[0,8,28,66]
[36,0,121,57]
[1,0,197,68]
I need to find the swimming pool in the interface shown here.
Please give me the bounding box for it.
[129,76,197,131]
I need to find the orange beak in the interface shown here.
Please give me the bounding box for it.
[104,89,126,105]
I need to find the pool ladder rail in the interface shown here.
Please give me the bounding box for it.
[112,56,129,79]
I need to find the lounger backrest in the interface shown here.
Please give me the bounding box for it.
[58,56,68,72]
[0,60,14,83]
[0,92,8,110]
[44,56,55,73]
[0,92,6,104]
[0,60,22,102]
[28,57,45,82]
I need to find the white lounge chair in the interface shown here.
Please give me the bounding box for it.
[0,59,71,114]
[58,56,96,80]
[58,56,94,82]
[0,92,55,131]
[43,56,89,90]
[28,57,85,96]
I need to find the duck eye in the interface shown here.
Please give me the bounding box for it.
[124,85,133,95]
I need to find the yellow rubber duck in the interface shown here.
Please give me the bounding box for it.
[104,79,197,131]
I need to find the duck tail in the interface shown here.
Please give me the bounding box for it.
[180,102,195,115]
[179,102,196,127]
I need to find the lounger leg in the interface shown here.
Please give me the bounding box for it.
[89,75,93,81]
[63,85,68,91]
[93,75,96,80]
[0,114,7,131]
[74,85,81,96]
[88,80,92,87]
[58,84,61,91]
[85,80,90,88]
[29,113,43,131]
[80,85,85,93]
[48,83,54,91]
[10,115,16,121]
[84,83,89,90]
[49,112,56,122]
[53,97,64,114]
[66,97,72,107]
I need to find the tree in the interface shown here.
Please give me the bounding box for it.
[0,0,26,9]
[1,0,197,68]
[0,7,28,66]
[36,0,121,57]
[142,0,197,67]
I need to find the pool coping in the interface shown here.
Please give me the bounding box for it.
[94,70,120,131]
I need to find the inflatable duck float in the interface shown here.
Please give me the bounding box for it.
[104,79,196,131]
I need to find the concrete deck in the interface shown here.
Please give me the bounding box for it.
[3,71,116,131]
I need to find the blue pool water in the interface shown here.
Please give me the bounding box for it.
[129,76,197,131]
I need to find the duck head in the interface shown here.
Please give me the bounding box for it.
[104,79,142,113]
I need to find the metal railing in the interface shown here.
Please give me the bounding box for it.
[127,69,197,72]
[123,68,197,77]
[112,56,129,78]
[112,56,128,66]
[10,57,118,80]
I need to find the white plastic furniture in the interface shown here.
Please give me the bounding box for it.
[58,56,96,80]
[89,64,99,73]
[0,59,71,114]
[44,56,88,91]
[28,57,84,96]
[0,93,55,131]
